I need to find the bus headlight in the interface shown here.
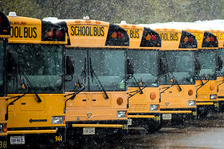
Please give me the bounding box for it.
[117,111,126,118]
[52,116,64,124]
[150,105,159,111]
[210,94,217,99]
[188,100,195,106]
[0,124,3,133]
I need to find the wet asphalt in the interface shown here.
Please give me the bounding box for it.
[82,112,224,149]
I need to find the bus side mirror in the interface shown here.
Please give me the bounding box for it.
[65,56,74,81]
[217,56,223,72]
[127,59,134,75]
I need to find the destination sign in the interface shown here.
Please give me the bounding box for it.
[159,32,178,41]
[125,29,140,39]
[10,26,38,39]
[70,25,105,37]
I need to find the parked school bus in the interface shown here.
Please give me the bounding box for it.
[0,11,10,149]
[208,30,224,111]
[46,18,129,143]
[119,23,161,132]
[6,12,67,148]
[153,28,197,124]
[187,29,219,117]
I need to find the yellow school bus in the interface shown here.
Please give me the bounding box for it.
[0,11,10,149]
[49,18,129,143]
[154,28,197,124]
[187,29,219,117]
[6,12,67,148]
[208,30,224,111]
[119,23,161,132]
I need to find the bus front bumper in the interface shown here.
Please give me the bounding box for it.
[7,127,66,148]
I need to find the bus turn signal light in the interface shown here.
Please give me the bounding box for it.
[150,92,156,100]
[117,97,123,105]
[188,89,193,96]
[3,123,7,133]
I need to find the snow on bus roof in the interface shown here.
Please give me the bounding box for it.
[138,19,224,31]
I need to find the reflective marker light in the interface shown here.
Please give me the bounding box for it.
[210,94,217,99]
[117,111,126,118]
[150,105,159,111]
[188,100,195,106]
[52,116,64,124]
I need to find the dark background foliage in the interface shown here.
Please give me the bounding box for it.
[1,0,223,24]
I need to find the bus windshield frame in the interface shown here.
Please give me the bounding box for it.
[7,44,64,93]
[159,50,196,85]
[126,49,159,87]
[196,49,217,80]
[65,48,126,92]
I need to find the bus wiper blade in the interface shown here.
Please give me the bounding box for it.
[90,58,109,99]
[172,76,182,91]
[159,84,175,102]
[128,81,147,99]
[132,75,143,94]
[6,92,27,120]
[22,75,42,103]
[64,84,85,113]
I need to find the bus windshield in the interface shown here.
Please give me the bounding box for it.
[160,51,195,85]
[127,50,158,87]
[65,48,126,91]
[217,48,224,77]
[7,44,63,93]
[197,49,216,80]
[0,40,4,96]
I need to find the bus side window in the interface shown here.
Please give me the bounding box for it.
[65,56,74,81]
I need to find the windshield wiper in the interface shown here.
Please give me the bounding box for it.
[22,75,42,103]
[89,58,109,99]
[128,81,147,99]
[64,58,86,113]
